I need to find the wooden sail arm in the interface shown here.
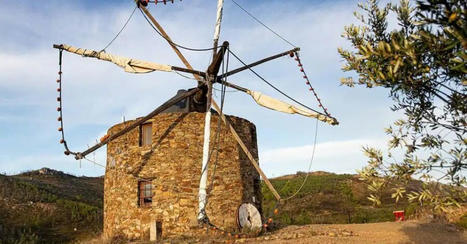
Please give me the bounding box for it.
[207,41,229,76]
[53,44,206,78]
[218,81,339,125]
[218,47,300,79]
[74,88,201,160]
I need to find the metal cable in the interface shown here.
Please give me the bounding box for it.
[199,48,229,179]
[83,157,106,168]
[101,6,138,52]
[228,49,322,114]
[206,49,229,197]
[231,0,297,48]
[282,118,318,201]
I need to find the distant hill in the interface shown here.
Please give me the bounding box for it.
[262,172,419,227]
[0,168,103,243]
[0,168,421,243]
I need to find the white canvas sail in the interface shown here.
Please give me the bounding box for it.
[60,44,172,73]
[247,90,338,125]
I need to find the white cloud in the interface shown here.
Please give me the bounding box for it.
[260,138,388,177]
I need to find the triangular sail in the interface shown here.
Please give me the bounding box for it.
[247,90,338,125]
[58,44,172,74]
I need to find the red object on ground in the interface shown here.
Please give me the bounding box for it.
[393,210,405,221]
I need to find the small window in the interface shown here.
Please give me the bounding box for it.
[109,157,116,168]
[140,123,152,146]
[138,180,153,207]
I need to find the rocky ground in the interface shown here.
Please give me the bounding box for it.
[164,220,465,244]
[89,220,465,244]
[243,220,466,244]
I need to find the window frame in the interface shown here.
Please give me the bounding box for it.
[139,122,153,147]
[138,180,153,208]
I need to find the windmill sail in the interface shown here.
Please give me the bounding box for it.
[57,44,172,73]
[247,90,338,125]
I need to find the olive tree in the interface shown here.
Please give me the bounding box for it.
[338,0,466,213]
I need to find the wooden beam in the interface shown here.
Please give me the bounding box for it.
[219,81,248,93]
[207,41,229,76]
[219,47,300,79]
[171,66,206,77]
[75,88,201,160]
[137,2,204,83]
[212,101,281,201]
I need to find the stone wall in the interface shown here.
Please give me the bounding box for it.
[103,112,262,240]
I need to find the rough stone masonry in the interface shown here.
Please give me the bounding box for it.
[104,112,262,241]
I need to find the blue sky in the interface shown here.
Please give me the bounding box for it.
[0,0,400,177]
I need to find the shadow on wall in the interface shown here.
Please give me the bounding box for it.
[401,221,466,244]
[131,113,188,177]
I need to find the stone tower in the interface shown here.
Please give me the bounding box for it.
[103,111,262,241]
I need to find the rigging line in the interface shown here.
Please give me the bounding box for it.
[282,118,319,201]
[213,86,238,93]
[228,49,323,115]
[199,48,229,179]
[230,0,297,48]
[57,50,78,157]
[138,8,219,52]
[207,50,229,195]
[83,157,106,168]
[173,70,199,80]
[101,6,138,52]
[197,58,228,222]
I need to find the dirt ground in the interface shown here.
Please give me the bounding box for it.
[85,220,466,244]
[240,220,466,244]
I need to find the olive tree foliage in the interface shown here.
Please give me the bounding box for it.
[338,0,466,213]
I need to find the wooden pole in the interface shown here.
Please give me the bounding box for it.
[212,101,281,201]
[218,47,300,79]
[75,88,200,159]
[212,0,225,59]
[171,66,206,77]
[137,2,204,83]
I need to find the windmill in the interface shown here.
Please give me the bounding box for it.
[54,0,338,239]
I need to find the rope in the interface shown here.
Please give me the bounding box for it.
[206,49,230,197]
[56,50,79,157]
[230,0,297,48]
[101,6,138,52]
[83,157,106,168]
[281,118,318,201]
[198,48,229,181]
[293,51,331,117]
[227,49,322,115]
[213,86,238,93]
[139,7,219,52]
[173,70,199,81]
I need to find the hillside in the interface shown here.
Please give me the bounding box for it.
[0,168,103,243]
[1,168,460,243]
[262,172,420,226]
